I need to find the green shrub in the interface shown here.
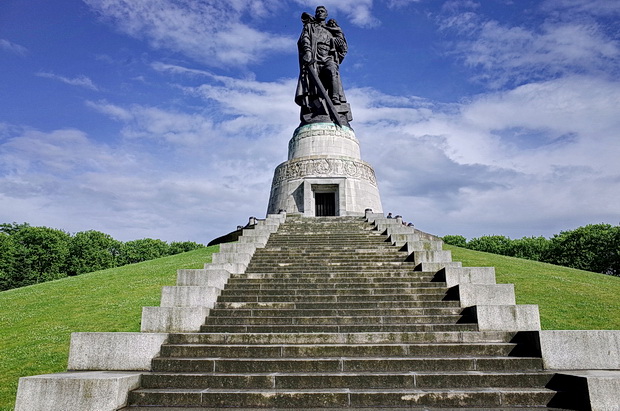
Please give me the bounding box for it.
[442,235,467,247]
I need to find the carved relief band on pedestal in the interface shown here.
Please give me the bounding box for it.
[271,157,378,188]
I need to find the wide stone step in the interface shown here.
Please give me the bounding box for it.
[198,324,478,333]
[225,281,445,289]
[216,293,448,303]
[124,407,566,410]
[261,245,393,249]
[216,300,461,309]
[159,342,520,358]
[209,307,463,317]
[167,331,517,345]
[264,240,390,245]
[248,261,410,266]
[219,287,448,296]
[238,271,430,278]
[139,370,553,390]
[203,314,463,326]
[151,356,543,373]
[128,387,556,408]
[252,249,404,255]
[247,260,409,266]
[228,271,436,287]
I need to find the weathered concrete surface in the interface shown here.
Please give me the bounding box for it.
[555,370,620,411]
[176,268,229,288]
[401,240,442,252]
[364,211,384,223]
[212,252,253,265]
[141,306,209,332]
[412,250,453,264]
[218,242,258,255]
[160,285,221,307]
[457,283,516,307]
[441,266,496,288]
[203,262,248,274]
[475,304,541,331]
[540,330,620,370]
[389,233,421,246]
[68,332,167,370]
[416,261,462,272]
[15,371,141,411]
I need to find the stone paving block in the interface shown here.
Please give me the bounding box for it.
[441,266,497,287]
[539,330,620,370]
[15,371,141,411]
[457,283,516,307]
[475,304,541,331]
[160,286,221,307]
[141,307,209,333]
[176,268,229,288]
[68,332,168,370]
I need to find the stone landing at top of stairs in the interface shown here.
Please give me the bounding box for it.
[124,216,568,410]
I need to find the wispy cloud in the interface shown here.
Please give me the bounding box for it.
[292,0,381,27]
[439,4,620,88]
[83,0,295,67]
[542,0,620,17]
[87,100,217,146]
[0,39,28,56]
[36,72,99,91]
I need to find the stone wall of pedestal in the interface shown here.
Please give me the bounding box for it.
[267,123,383,216]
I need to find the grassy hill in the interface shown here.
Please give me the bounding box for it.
[445,244,620,329]
[2,243,619,410]
[0,246,218,411]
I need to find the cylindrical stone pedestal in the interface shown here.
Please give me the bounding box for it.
[267,123,383,217]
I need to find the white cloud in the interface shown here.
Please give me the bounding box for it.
[0,39,28,56]
[343,72,620,239]
[293,0,380,27]
[542,0,620,17]
[36,72,100,91]
[0,123,274,242]
[87,100,217,146]
[440,6,620,88]
[83,0,295,67]
[385,0,422,8]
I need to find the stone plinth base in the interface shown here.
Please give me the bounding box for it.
[267,123,382,216]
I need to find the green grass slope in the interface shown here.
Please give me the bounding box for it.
[445,244,620,330]
[0,246,218,411]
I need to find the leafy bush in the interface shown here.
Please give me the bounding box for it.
[0,222,206,291]
[467,235,513,256]
[511,236,549,261]
[442,235,467,247]
[444,224,620,276]
[67,231,122,276]
[9,226,71,287]
[542,224,620,276]
[169,241,205,255]
[118,238,170,265]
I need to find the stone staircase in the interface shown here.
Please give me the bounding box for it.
[123,216,566,409]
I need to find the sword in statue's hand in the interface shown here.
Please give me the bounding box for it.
[305,62,344,127]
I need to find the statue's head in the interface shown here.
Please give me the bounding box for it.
[315,6,328,21]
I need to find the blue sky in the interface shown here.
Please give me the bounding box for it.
[1,0,619,243]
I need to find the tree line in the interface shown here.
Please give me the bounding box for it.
[0,223,204,291]
[443,223,620,277]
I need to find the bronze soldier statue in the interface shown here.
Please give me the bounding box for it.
[295,6,352,127]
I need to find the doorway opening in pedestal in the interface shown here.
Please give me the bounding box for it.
[312,184,338,216]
